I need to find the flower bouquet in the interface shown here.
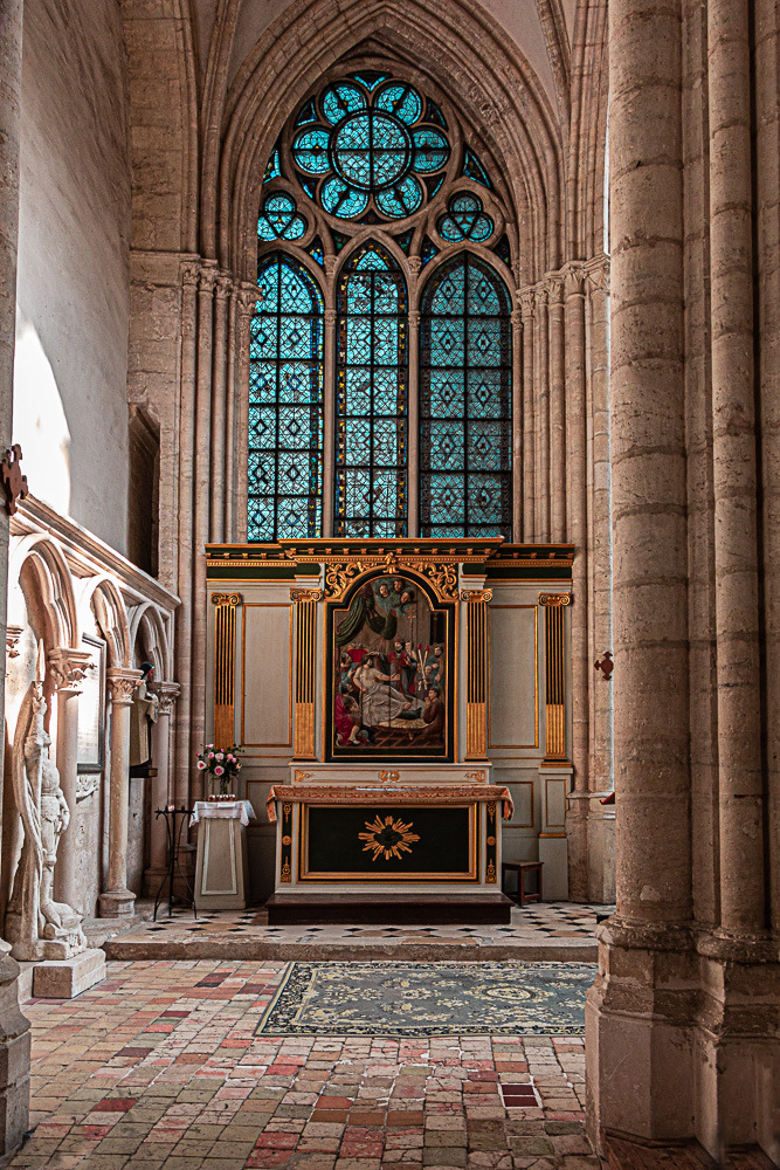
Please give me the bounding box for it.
[196,744,243,799]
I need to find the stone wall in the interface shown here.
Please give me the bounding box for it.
[13,0,131,555]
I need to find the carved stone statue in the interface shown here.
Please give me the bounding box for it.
[129,662,159,777]
[6,650,86,961]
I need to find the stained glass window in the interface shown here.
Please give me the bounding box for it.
[420,254,512,537]
[251,72,516,542]
[291,78,450,221]
[248,254,324,540]
[335,244,408,536]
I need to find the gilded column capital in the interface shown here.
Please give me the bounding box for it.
[48,647,93,693]
[289,588,323,603]
[460,589,493,603]
[211,592,242,607]
[538,592,572,607]
[106,667,143,705]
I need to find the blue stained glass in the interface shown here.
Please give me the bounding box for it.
[296,99,317,127]
[493,233,512,267]
[438,191,494,243]
[375,82,423,125]
[306,236,325,265]
[425,99,448,128]
[321,82,367,125]
[335,243,408,536]
[350,71,388,91]
[263,146,282,183]
[258,192,306,241]
[412,128,449,173]
[420,254,512,538]
[288,76,452,221]
[248,255,324,541]
[292,127,331,174]
[463,147,493,189]
[420,236,439,267]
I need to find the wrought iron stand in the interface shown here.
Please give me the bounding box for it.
[153,806,197,920]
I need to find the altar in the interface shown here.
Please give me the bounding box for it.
[205,539,574,919]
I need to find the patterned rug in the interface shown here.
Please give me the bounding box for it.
[255,961,595,1036]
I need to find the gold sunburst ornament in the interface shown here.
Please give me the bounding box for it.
[359,815,420,862]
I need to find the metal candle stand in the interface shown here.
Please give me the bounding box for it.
[153,806,197,920]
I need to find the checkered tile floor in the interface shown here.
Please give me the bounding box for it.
[106,903,612,961]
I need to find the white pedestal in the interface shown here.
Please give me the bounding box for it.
[194,816,250,909]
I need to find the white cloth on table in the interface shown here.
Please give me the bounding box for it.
[190,799,255,827]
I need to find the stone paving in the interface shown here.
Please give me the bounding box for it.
[0,958,604,1169]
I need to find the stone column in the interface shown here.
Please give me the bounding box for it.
[547,276,566,543]
[209,274,231,543]
[99,668,142,917]
[534,285,549,540]
[48,648,92,915]
[0,0,30,1152]
[145,682,179,885]
[519,291,535,541]
[587,0,694,1146]
[707,0,764,937]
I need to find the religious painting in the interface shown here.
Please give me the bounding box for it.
[326,571,454,762]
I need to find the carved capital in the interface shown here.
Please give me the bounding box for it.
[538,592,571,607]
[211,592,242,607]
[238,281,260,315]
[510,308,522,328]
[562,261,587,299]
[149,680,181,716]
[324,309,337,327]
[106,667,143,705]
[289,588,323,603]
[407,256,422,276]
[324,255,337,277]
[180,261,200,288]
[198,265,219,293]
[585,253,610,294]
[48,648,93,693]
[460,589,493,603]
[534,284,549,310]
[518,289,536,321]
[214,273,233,300]
[408,309,420,328]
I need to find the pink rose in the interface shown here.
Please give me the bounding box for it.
[216,752,224,762]
[196,760,206,770]
[214,765,224,776]
[208,752,214,759]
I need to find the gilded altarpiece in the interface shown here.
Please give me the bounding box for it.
[205,540,573,914]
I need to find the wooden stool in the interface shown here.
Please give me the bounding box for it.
[502,860,543,906]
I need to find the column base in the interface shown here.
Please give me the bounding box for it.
[0,948,30,1155]
[586,920,780,1164]
[98,889,136,918]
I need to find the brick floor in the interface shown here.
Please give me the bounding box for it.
[0,959,605,1169]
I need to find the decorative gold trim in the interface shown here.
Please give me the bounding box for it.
[298,802,479,882]
[539,832,567,839]
[280,801,293,882]
[464,591,491,759]
[293,769,313,783]
[212,593,242,745]
[487,604,539,750]
[378,770,400,783]
[540,595,568,761]
[465,769,487,784]
[240,603,293,748]
[290,589,321,758]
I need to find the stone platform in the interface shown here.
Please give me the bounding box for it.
[103,901,608,962]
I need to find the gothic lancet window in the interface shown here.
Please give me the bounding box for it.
[251,69,515,540]
[249,255,324,540]
[420,255,512,537]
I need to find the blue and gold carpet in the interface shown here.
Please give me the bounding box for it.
[256,961,594,1036]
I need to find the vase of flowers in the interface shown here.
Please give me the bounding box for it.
[196,744,243,799]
